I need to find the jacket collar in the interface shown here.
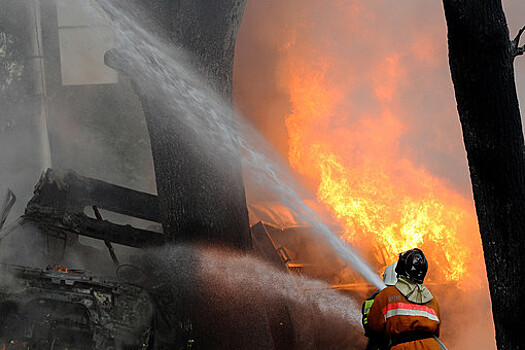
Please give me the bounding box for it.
[395,276,433,304]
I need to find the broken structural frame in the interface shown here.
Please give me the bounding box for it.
[21,169,287,267]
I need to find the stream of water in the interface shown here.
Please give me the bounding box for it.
[94,0,386,290]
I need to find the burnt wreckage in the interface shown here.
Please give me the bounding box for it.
[0,169,370,349]
[0,169,166,349]
[0,169,320,349]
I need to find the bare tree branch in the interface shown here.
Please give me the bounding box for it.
[512,25,525,58]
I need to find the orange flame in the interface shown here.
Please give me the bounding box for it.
[235,1,496,347]
[55,265,69,273]
[279,31,481,284]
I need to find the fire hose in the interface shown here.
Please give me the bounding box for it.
[433,335,448,350]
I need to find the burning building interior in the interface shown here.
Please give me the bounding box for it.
[0,0,524,349]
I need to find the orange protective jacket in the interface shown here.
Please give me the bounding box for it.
[367,286,441,350]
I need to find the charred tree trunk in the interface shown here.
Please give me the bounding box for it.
[115,0,252,250]
[105,2,264,348]
[442,1,525,348]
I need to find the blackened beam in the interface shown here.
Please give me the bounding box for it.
[25,205,167,248]
[28,169,161,222]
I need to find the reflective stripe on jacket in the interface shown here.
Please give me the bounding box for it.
[367,286,441,350]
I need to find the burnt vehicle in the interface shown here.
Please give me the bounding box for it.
[0,169,167,349]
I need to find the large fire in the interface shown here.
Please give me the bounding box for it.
[235,1,485,286]
[235,1,498,347]
[283,59,479,283]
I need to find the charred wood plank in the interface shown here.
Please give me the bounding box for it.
[25,205,166,248]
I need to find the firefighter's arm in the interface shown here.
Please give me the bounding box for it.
[361,299,368,334]
[366,291,386,334]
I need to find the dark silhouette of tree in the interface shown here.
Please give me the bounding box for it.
[105,2,266,348]
[112,0,252,250]
[442,1,525,348]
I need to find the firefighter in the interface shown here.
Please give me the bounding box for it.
[367,248,444,350]
[362,262,398,349]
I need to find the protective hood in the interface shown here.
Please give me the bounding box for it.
[383,262,398,286]
[395,276,433,304]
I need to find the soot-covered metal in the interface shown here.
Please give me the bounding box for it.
[0,265,153,349]
[0,169,163,349]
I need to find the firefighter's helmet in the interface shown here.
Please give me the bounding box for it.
[395,248,428,284]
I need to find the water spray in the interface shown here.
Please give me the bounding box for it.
[93,0,385,289]
[26,0,52,171]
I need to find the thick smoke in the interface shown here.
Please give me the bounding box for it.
[0,0,156,226]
